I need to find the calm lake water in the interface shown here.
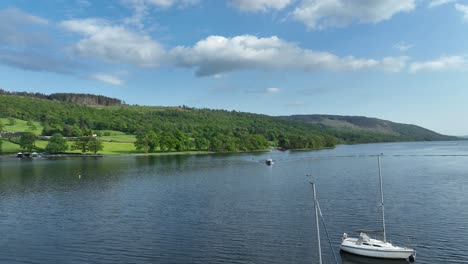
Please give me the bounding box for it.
[1,141,467,264]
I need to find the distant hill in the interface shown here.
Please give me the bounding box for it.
[0,89,123,106]
[281,115,459,143]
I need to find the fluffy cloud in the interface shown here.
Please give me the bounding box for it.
[230,0,293,12]
[428,0,456,8]
[170,35,408,76]
[60,19,165,67]
[455,3,468,20]
[292,0,416,29]
[90,73,125,86]
[410,56,466,72]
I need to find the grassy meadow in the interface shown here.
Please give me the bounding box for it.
[0,118,141,155]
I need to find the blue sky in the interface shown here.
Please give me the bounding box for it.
[1,0,468,135]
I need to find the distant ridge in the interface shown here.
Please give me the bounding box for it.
[0,89,123,106]
[281,114,459,143]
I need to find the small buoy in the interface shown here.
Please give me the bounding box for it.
[78,174,81,179]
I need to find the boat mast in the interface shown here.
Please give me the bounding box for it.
[378,154,387,242]
[311,182,322,264]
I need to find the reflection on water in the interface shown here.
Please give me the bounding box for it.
[340,251,410,264]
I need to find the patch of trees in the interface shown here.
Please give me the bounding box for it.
[71,135,103,154]
[134,128,270,152]
[0,121,3,152]
[0,89,123,106]
[49,93,123,106]
[45,133,69,153]
[19,132,36,151]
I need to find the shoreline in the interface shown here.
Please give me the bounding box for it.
[0,149,271,159]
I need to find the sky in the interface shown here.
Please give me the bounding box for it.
[0,0,468,135]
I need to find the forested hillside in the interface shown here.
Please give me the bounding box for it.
[0,94,335,152]
[283,115,457,143]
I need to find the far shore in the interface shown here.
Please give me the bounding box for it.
[0,149,278,159]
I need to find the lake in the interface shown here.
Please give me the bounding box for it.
[1,141,467,264]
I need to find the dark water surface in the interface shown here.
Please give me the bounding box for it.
[1,141,467,264]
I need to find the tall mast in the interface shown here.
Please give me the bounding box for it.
[378,154,387,242]
[312,182,322,264]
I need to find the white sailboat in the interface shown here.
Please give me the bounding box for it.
[340,154,416,261]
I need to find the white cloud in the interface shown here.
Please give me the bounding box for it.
[292,0,415,30]
[0,8,49,47]
[266,87,281,93]
[122,0,199,30]
[60,18,165,67]
[90,73,125,86]
[455,3,468,20]
[170,35,408,76]
[428,0,456,8]
[410,56,466,72]
[147,0,200,7]
[394,42,414,52]
[230,0,293,12]
[0,8,76,74]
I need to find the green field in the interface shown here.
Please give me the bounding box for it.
[0,118,43,135]
[0,139,48,154]
[99,130,136,143]
[0,139,22,153]
[0,122,140,155]
[100,141,140,155]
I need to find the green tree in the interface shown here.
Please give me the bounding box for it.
[194,137,209,150]
[72,136,92,153]
[0,119,3,152]
[19,132,36,151]
[88,137,104,154]
[45,133,68,153]
[135,130,159,153]
[7,117,16,126]
[26,120,37,131]
[324,135,337,148]
[277,134,289,149]
[159,132,177,151]
[174,130,188,151]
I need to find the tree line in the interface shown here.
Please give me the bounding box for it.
[0,89,123,106]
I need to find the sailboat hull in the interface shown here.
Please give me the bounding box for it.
[341,238,415,260]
